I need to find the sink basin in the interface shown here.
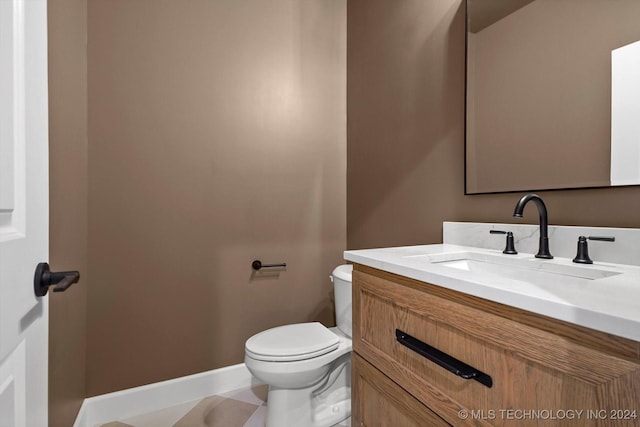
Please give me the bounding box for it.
[422,252,621,281]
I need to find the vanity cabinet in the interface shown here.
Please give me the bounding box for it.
[351,264,640,427]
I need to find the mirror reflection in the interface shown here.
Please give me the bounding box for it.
[466,0,640,194]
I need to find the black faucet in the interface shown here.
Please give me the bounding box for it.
[513,193,553,259]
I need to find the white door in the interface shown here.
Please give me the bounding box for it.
[0,0,49,425]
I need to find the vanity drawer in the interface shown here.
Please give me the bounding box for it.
[352,266,640,427]
[352,352,450,427]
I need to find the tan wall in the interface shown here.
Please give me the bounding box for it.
[87,0,346,395]
[347,0,640,251]
[47,0,88,425]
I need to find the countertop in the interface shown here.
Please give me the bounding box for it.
[345,244,640,342]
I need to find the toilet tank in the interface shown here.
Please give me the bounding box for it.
[331,264,353,338]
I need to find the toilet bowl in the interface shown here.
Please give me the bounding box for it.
[244,264,353,427]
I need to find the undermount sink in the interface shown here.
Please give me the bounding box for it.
[421,251,621,281]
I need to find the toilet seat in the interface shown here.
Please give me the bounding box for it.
[245,322,340,362]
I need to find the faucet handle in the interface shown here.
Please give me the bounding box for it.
[586,236,615,242]
[489,230,518,255]
[573,236,615,264]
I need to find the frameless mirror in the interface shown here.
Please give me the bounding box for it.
[466,0,640,194]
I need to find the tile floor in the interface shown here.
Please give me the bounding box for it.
[99,384,351,427]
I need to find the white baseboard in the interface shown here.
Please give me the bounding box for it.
[73,401,88,427]
[74,363,260,427]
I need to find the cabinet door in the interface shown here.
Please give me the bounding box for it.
[352,353,450,427]
[353,267,640,427]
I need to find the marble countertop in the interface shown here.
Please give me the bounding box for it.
[344,243,640,342]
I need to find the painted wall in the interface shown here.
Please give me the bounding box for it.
[347,0,640,251]
[47,0,88,425]
[87,0,346,395]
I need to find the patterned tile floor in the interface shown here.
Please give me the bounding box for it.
[99,384,351,427]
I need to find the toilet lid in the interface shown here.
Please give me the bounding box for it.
[245,322,340,362]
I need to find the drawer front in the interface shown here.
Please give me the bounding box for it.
[352,353,451,427]
[353,268,640,427]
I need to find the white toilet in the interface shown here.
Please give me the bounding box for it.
[244,265,353,427]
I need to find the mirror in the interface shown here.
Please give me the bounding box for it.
[466,0,640,194]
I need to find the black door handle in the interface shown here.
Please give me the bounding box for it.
[34,262,80,297]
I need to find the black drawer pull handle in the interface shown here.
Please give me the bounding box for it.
[396,329,493,388]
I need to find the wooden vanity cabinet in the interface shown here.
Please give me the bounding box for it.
[351,264,640,427]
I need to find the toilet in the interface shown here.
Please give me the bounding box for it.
[244,265,353,427]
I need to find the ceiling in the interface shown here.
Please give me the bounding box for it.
[468,0,536,33]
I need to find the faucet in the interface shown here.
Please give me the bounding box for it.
[513,193,553,259]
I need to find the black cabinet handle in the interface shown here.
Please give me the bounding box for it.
[396,329,493,388]
[34,262,80,297]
